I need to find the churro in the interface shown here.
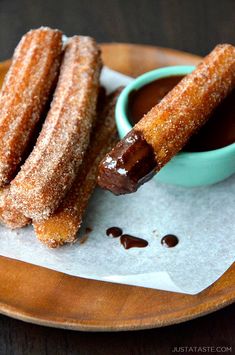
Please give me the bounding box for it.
[33,89,121,247]
[10,36,102,220]
[0,87,107,230]
[98,44,235,194]
[0,27,63,186]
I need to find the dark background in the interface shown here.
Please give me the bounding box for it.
[0,0,235,354]
[0,0,235,60]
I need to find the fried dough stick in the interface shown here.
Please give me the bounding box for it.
[10,36,102,220]
[34,90,121,247]
[98,44,235,194]
[0,27,63,186]
[0,87,106,230]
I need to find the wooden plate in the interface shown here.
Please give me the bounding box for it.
[0,43,234,331]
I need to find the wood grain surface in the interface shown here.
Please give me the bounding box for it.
[0,43,234,332]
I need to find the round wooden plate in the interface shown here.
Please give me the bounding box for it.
[0,43,234,331]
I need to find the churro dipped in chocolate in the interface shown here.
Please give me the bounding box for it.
[0,27,63,186]
[98,44,235,194]
[10,36,102,220]
[33,89,121,247]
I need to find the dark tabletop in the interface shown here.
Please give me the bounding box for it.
[0,304,234,355]
[0,0,234,354]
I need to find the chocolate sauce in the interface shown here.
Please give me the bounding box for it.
[85,227,92,234]
[98,130,157,195]
[185,89,235,151]
[79,234,89,244]
[106,227,123,238]
[129,76,183,125]
[120,234,149,249]
[161,234,179,248]
[128,76,235,151]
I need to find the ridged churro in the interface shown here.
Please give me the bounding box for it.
[98,44,235,194]
[10,36,102,220]
[33,89,121,247]
[0,87,107,230]
[0,27,63,186]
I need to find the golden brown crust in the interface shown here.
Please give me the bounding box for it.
[33,89,121,247]
[10,36,102,221]
[0,27,63,186]
[136,44,235,168]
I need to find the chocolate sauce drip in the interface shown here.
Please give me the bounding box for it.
[120,234,149,249]
[106,227,123,238]
[98,130,157,195]
[161,234,179,248]
[85,227,92,234]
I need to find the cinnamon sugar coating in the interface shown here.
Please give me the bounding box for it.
[33,90,121,247]
[136,44,235,168]
[0,27,63,186]
[10,36,102,220]
[0,187,30,229]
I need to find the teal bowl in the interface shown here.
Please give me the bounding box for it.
[115,65,235,187]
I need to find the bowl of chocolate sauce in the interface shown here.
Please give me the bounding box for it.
[115,66,235,187]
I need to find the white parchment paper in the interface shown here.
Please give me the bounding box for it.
[0,67,234,295]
